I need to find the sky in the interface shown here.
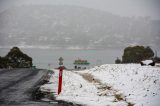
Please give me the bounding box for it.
[0,0,160,20]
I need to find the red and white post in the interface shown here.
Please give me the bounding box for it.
[58,67,63,95]
[58,57,64,95]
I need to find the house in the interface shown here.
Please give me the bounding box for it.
[73,59,90,69]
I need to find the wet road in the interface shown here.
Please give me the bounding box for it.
[0,68,55,106]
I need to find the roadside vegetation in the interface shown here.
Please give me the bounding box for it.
[115,45,160,64]
[0,47,32,68]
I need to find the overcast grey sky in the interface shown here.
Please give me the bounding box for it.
[0,0,160,19]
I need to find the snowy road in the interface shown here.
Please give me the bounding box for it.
[0,68,55,106]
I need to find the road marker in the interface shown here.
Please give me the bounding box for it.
[58,57,64,95]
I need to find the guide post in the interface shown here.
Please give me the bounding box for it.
[58,57,64,95]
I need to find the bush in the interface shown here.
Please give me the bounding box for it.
[115,57,121,64]
[153,56,160,63]
[0,47,33,68]
[122,46,154,63]
[0,56,9,68]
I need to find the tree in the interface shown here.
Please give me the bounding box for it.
[115,57,121,64]
[122,46,154,63]
[153,56,160,63]
[144,46,154,59]
[5,47,32,68]
[0,56,9,68]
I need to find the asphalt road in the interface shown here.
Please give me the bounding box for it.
[0,68,56,106]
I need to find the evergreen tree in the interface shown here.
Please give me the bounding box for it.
[0,47,32,68]
[4,47,33,68]
[122,46,154,63]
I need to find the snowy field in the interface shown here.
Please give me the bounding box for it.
[40,64,160,106]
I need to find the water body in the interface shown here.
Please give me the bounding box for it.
[0,48,123,69]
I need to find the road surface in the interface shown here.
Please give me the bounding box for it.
[0,68,81,106]
[0,68,57,106]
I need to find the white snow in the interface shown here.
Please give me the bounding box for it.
[40,64,160,106]
[141,60,153,65]
[79,64,160,106]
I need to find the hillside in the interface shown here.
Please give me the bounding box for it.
[0,5,160,49]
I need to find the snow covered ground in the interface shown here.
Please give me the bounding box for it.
[40,64,160,106]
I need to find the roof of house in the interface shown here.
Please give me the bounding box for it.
[74,59,90,65]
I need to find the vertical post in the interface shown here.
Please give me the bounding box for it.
[58,67,63,95]
[58,57,64,95]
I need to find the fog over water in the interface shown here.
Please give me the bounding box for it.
[0,0,160,68]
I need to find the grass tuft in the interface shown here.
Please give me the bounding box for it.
[114,94,124,101]
[127,102,134,106]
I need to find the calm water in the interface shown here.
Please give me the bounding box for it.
[0,48,123,69]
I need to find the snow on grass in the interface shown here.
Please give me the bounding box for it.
[56,70,127,106]
[79,64,160,106]
[40,64,160,106]
[40,69,127,106]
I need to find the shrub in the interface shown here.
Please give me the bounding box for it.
[0,47,33,68]
[122,46,154,63]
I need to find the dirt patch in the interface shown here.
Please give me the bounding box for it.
[127,102,134,106]
[79,73,101,84]
[79,73,114,92]
[78,72,134,106]
[114,94,125,102]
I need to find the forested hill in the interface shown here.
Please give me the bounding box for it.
[0,5,160,49]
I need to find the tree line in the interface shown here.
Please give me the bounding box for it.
[115,46,160,64]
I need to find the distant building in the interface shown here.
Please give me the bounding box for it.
[73,59,90,69]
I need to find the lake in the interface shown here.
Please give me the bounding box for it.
[0,48,123,69]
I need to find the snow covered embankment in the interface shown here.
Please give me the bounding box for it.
[79,64,160,106]
[40,64,160,106]
[40,69,128,106]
